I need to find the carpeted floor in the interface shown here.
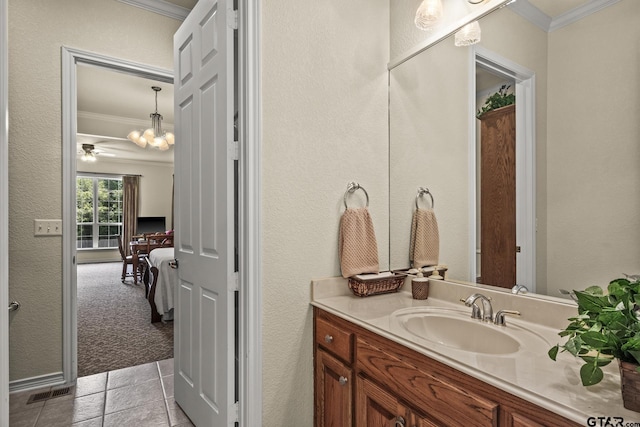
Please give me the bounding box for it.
[77,262,173,377]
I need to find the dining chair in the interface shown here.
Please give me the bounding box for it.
[117,235,142,283]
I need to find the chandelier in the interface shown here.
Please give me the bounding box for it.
[127,86,175,151]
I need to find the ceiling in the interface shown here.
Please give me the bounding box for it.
[77,0,598,164]
[75,0,199,165]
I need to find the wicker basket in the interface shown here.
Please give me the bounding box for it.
[619,360,640,412]
[348,274,406,297]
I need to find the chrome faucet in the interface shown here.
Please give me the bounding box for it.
[461,293,493,322]
[494,309,521,326]
[511,284,528,295]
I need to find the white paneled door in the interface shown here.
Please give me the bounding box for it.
[173,0,236,425]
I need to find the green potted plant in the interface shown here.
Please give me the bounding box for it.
[549,277,640,411]
[476,84,515,119]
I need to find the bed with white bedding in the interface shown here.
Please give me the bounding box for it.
[145,247,177,322]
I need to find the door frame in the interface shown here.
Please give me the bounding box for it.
[60,3,263,420]
[1,0,10,424]
[468,45,536,292]
[61,46,175,383]
[237,1,263,425]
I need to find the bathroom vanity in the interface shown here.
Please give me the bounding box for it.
[312,277,640,426]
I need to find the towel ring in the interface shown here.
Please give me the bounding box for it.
[344,181,369,209]
[415,187,434,209]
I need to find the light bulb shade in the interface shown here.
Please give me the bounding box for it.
[455,21,481,46]
[165,132,175,145]
[143,128,155,142]
[137,136,148,148]
[415,0,443,31]
[127,130,141,141]
[153,136,165,147]
[158,140,170,151]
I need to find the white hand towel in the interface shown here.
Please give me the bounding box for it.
[339,207,380,278]
[409,208,439,269]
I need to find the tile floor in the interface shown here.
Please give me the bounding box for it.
[9,359,194,427]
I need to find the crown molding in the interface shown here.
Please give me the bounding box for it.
[507,0,551,32]
[508,0,621,33]
[116,0,190,21]
[549,0,621,32]
[77,111,174,131]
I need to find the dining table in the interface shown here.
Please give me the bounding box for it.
[129,234,174,284]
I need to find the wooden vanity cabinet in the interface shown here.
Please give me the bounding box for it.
[357,376,439,427]
[316,349,353,426]
[313,307,581,427]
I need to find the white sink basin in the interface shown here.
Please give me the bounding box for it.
[390,307,549,355]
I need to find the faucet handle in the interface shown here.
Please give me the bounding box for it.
[459,298,483,320]
[494,309,520,326]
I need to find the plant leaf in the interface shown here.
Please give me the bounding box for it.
[574,291,609,313]
[564,337,582,356]
[585,286,604,295]
[580,363,604,386]
[580,331,609,349]
[548,344,559,361]
[579,356,612,367]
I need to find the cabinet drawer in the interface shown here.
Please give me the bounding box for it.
[316,317,353,363]
[357,338,498,426]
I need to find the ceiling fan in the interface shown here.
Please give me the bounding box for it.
[78,143,116,162]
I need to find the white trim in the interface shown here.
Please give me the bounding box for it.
[0,0,9,424]
[388,0,509,70]
[238,1,262,425]
[77,111,174,131]
[62,47,173,386]
[508,0,621,33]
[471,46,536,292]
[467,49,477,283]
[9,372,65,393]
[116,0,190,21]
[549,0,621,32]
[507,0,551,32]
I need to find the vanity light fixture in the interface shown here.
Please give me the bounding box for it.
[454,20,481,46]
[127,86,175,151]
[415,0,443,31]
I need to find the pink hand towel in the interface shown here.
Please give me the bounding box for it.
[409,208,439,269]
[339,207,380,278]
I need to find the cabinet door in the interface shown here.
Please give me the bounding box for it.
[356,376,409,427]
[410,411,442,427]
[315,349,353,427]
[509,412,545,427]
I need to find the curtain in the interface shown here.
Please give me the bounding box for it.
[122,175,140,256]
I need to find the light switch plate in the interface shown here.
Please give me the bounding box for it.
[34,219,63,236]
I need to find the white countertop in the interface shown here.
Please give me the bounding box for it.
[310,276,640,424]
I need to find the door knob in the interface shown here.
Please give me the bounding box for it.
[8,301,20,312]
[169,259,179,269]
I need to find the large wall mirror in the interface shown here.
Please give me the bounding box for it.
[389,0,640,299]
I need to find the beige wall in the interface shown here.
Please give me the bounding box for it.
[389,36,470,276]
[76,159,174,264]
[8,0,179,381]
[261,0,389,424]
[546,0,640,296]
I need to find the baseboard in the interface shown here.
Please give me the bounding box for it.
[9,372,66,393]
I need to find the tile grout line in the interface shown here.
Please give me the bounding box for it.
[102,371,109,427]
[158,361,173,426]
